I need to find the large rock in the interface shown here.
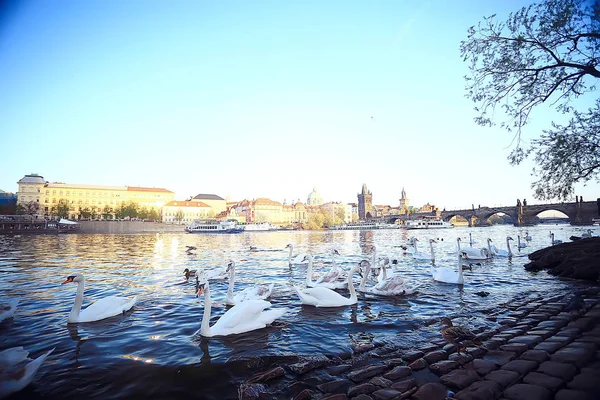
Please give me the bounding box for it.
[524,238,600,281]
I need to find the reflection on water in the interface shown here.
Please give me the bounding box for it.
[0,224,596,399]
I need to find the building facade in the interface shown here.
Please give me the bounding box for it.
[357,184,373,220]
[307,188,323,206]
[162,200,212,224]
[399,187,410,214]
[191,194,226,214]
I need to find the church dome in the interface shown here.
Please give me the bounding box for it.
[307,187,323,206]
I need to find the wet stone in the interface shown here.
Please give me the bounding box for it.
[465,347,486,358]
[429,360,459,375]
[238,383,267,400]
[567,371,600,392]
[555,389,597,400]
[371,388,401,400]
[383,366,411,381]
[499,343,529,354]
[454,380,502,400]
[534,340,566,353]
[537,361,578,381]
[288,355,330,375]
[494,333,515,341]
[528,330,556,340]
[327,364,352,376]
[567,341,597,351]
[383,358,405,367]
[523,371,564,391]
[440,368,480,390]
[369,377,393,388]
[347,365,389,382]
[498,318,518,327]
[483,350,517,366]
[390,378,416,392]
[468,359,498,376]
[503,383,552,400]
[423,350,447,364]
[508,335,543,347]
[575,336,600,346]
[411,382,449,400]
[551,346,594,368]
[485,370,520,389]
[353,343,376,354]
[353,395,374,400]
[448,353,473,365]
[520,350,550,363]
[483,340,502,350]
[408,358,428,371]
[291,388,311,400]
[443,343,457,353]
[528,313,552,321]
[247,366,285,383]
[402,350,424,362]
[419,343,439,353]
[501,359,539,375]
[320,394,348,400]
[547,335,575,345]
[537,320,568,330]
[559,327,583,338]
[502,329,527,336]
[347,383,377,397]
[317,379,352,394]
[567,318,596,331]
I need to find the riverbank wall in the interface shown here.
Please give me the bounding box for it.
[77,221,184,234]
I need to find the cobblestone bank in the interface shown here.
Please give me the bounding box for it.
[239,288,600,400]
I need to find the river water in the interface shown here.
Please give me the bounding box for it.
[1,224,597,399]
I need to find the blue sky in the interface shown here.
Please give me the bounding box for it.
[1,0,597,210]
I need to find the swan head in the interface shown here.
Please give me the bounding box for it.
[440,317,453,327]
[507,236,514,241]
[331,249,340,255]
[429,239,437,243]
[62,274,83,284]
[302,254,313,263]
[487,238,493,243]
[196,280,209,297]
[226,260,235,272]
[378,256,390,266]
[285,244,292,249]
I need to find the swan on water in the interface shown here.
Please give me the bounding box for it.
[196,280,286,337]
[358,260,417,296]
[412,239,437,263]
[0,347,54,399]
[293,263,362,307]
[61,274,137,323]
[302,254,347,289]
[285,244,309,266]
[456,238,490,261]
[491,237,513,257]
[225,260,275,306]
[582,229,593,238]
[0,299,18,322]
[550,232,563,245]
[517,236,527,250]
[431,253,465,285]
[524,231,532,242]
[312,249,346,287]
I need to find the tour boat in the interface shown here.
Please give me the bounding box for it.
[242,222,277,231]
[185,220,244,233]
[328,222,399,230]
[404,217,453,230]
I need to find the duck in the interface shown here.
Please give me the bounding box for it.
[196,280,286,337]
[432,253,465,285]
[183,268,197,281]
[517,235,527,250]
[293,263,361,307]
[302,254,347,289]
[456,238,490,261]
[61,274,137,323]
[0,347,54,399]
[225,260,275,306]
[185,245,197,252]
[358,260,417,296]
[440,317,484,355]
[550,232,563,245]
[0,299,19,322]
[285,244,309,266]
[524,231,532,242]
[490,237,513,257]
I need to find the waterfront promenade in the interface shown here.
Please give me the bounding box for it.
[241,289,600,400]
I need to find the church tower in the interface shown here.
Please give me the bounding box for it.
[399,187,409,213]
[357,184,373,220]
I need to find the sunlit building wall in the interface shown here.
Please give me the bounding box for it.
[162,201,211,224]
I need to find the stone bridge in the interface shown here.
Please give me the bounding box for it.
[438,199,599,226]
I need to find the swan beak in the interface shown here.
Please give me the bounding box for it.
[196,283,205,297]
[61,276,74,285]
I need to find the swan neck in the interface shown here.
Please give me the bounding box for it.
[200,283,212,336]
[507,239,512,256]
[348,267,357,301]
[288,246,292,264]
[305,256,313,286]
[456,239,461,251]
[70,279,85,322]
[359,263,369,291]
[457,254,464,283]
[430,242,435,263]
[226,265,235,302]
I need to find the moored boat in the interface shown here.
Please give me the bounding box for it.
[185,219,244,233]
[241,222,277,231]
[404,217,453,230]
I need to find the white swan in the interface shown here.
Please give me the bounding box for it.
[359,260,417,296]
[492,237,513,257]
[293,263,361,307]
[0,299,18,322]
[469,232,478,247]
[525,231,532,242]
[225,260,275,306]
[285,244,309,266]
[303,254,347,289]
[412,239,437,263]
[550,232,563,245]
[196,280,286,337]
[61,274,137,323]
[582,229,593,238]
[0,347,54,399]
[457,238,490,260]
[432,253,464,284]
[517,235,527,250]
[313,249,345,287]
[198,267,228,281]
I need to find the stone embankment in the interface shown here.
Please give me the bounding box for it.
[78,221,184,234]
[239,289,600,400]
